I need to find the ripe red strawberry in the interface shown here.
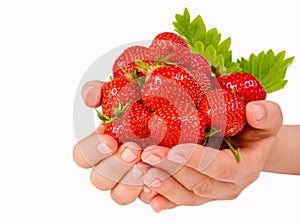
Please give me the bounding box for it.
[217,72,267,103]
[101,77,141,116]
[187,52,212,78]
[112,46,150,73]
[148,102,206,148]
[99,101,155,148]
[148,32,191,66]
[198,89,246,137]
[127,102,152,138]
[142,65,199,110]
[184,52,214,103]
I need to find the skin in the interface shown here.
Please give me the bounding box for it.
[73,80,300,212]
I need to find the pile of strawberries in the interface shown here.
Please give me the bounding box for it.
[97,32,266,160]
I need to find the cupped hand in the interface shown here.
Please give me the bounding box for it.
[139,100,283,212]
[73,81,149,205]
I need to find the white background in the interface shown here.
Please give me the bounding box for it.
[1,0,300,223]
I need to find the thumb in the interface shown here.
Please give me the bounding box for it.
[81,80,105,108]
[246,100,283,135]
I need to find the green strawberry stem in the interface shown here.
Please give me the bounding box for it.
[202,127,221,145]
[224,138,241,162]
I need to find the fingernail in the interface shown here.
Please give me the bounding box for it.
[142,154,161,164]
[97,142,112,154]
[143,186,152,194]
[144,171,162,188]
[144,176,162,188]
[81,84,92,99]
[149,179,162,187]
[132,165,144,179]
[252,104,265,121]
[83,86,101,107]
[121,148,138,163]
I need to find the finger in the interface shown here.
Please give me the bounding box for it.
[91,142,143,189]
[170,165,241,199]
[73,125,118,168]
[150,195,177,213]
[143,146,240,199]
[110,162,150,205]
[139,189,178,213]
[141,145,183,176]
[138,186,159,205]
[141,145,169,164]
[81,80,105,108]
[244,100,283,136]
[119,161,150,186]
[143,168,211,206]
[167,144,241,181]
[233,100,284,166]
[110,185,143,205]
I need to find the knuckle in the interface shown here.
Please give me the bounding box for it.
[216,164,238,180]
[192,179,212,197]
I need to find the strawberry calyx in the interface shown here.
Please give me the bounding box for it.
[96,99,131,125]
[135,76,146,90]
[230,87,245,101]
[135,54,177,75]
[117,63,139,80]
[134,60,151,74]
[211,64,227,77]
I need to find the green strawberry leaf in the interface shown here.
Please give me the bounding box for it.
[173,8,241,74]
[173,8,295,93]
[238,50,294,93]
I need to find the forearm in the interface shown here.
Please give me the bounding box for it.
[263,125,300,175]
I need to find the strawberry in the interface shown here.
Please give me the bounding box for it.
[198,89,246,137]
[148,32,191,66]
[184,52,214,103]
[148,102,206,148]
[127,102,152,139]
[187,52,212,78]
[112,46,150,73]
[99,101,155,148]
[217,72,267,103]
[141,65,199,110]
[101,77,141,116]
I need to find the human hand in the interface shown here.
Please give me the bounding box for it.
[139,100,283,212]
[73,80,149,205]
